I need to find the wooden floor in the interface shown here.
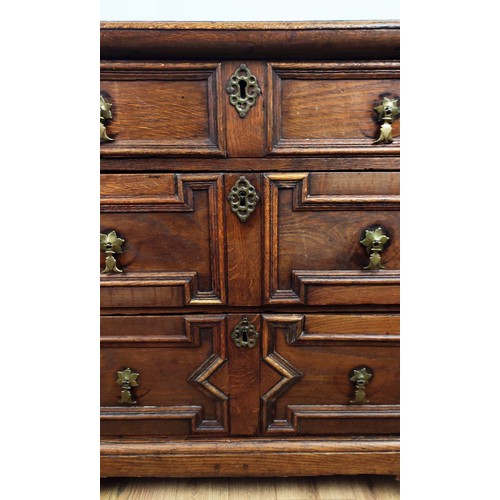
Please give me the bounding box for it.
[101,476,400,499]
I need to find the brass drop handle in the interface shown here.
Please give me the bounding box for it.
[231,317,259,348]
[228,176,259,222]
[100,230,125,273]
[116,367,140,404]
[360,226,390,270]
[100,94,113,142]
[373,97,399,144]
[349,367,373,404]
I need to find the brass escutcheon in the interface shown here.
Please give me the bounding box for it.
[100,230,125,273]
[360,226,390,270]
[231,317,259,348]
[349,367,373,404]
[373,97,399,144]
[228,176,259,222]
[226,64,261,118]
[116,367,140,404]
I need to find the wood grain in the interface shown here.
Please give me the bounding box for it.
[225,173,263,306]
[101,157,400,172]
[101,476,400,500]
[263,172,400,305]
[267,62,399,156]
[224,62,267,157]
[227,314,261,436]
[101,315,229,437]
[101,62,225,157]
[260,314,399,435]
[100,437,400,477]
[100,174,226,309]
[100,22,400,61]
[100,21,400,478]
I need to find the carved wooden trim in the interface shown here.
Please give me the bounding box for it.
[101,405,226,434]
[101,173,224,211]
[284,313,400,346]
[101,315,228,433]
[101,174,226,307]
[263,172,399,211]
[266,62,400,156]
[188,315,229,432]
[263,405,400,434]
[261,315,399,434]
[101,156,400,173]
[282,404,400,434]
[100,62,226,157]
[263,313,400,345]
[263,173,400,305]
[101,436,400,477]
[261,316,304,433]
[100,21,400,62]
[100,314,225,345]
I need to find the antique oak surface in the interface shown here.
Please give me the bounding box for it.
[100,21,400,478]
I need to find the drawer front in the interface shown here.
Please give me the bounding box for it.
[267,62,399,156]
[260,313,399,435]
[100,173,226,309]
[100,62,226,157]
[101,315,229,437]
[264,172,399,305]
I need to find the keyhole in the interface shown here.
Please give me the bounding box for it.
[239,191,247,207]
[239,80,247,99]
[241,328,248,344]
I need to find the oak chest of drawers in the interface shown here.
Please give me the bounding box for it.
[100,21,400,477]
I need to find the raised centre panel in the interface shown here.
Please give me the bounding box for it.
[260,314,400,435]
[101,314,229,436]
[100,173,226,309]
[267,62,400,156]
[263,172,400,305]
[100,62,226,157]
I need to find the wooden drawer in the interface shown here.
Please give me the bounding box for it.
[100,62,225,157]
[101,312,398,438]
[260,313,399,435]
[101,314,229,437]
[100,173,226,309]
[267,62,399,156]
[264,171,400,305]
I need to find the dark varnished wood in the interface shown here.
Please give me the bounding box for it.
[260,314,399,435]
[100,173,226,308]
[227,314,261,436]
[100,437,400,477]
[223,62,267,157]
[101,21,400,61]
[100,156,400,172]
[101,62,225,157]
[267,62,399,156]
[100,22,400,478]
[225,173,263,307]
[263,172,400,305]
[101,315,229,436]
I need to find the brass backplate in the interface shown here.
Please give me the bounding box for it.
[373,97,399,144]
[349,367,373,404]
[100,230,125,273]
[116,367,140,404]
[360,226,390,270]
[100,95,113,142]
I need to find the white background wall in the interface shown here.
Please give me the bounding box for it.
[101,0,399,21]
